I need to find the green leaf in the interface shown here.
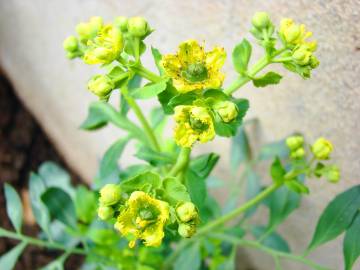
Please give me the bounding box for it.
[230,126,251,172]
[198,195,222,223]
[252,71,282,87]
[186,170,207,209]
[38,162,74,197]
[252,225,291,253]
[4,183,23,233]
[151,47,164,75]
[266,185,301,229]
[99,137,129,180]
[74,185,97,224]
[162,178,191,205]
[343,212,360,270]
[87,228,120,246]
[258,139,289,160]
[174,242,201,270]
[29,173,51,238]
[41,187,77,229]
[189,153,219,179]
[130,80,167,99]
[120,171,162,192]
[270,157,286,184]
[232,39,252,73]
[80,101,146,142]
[0,242,27,270]
[308,185,360,251]
[167,92,198,109]
[135,146,176,166]
[158,83,178,114]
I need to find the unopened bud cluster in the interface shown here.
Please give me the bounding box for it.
[97,184,122,220]
[286,135,305,159]
[176,202,199,238]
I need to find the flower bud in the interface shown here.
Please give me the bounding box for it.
[98,205,114,220]
[176,202,198,223]
[127,17,149,37]
[286,135,304,151]
[178,223,196,238]
[114,16,128,32]
[326,165,340,183]
[312,137,333,160]
[310,56,320,69]
[63,36,78,52]
[252,12,271,30]
[280,19,301,44]
[99,184,121,206]
[290,147,305,159]
[87,75,115,98]
[214,101,238,123]
[292,47,312,66]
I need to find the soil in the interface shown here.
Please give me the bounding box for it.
[0,72,84,269]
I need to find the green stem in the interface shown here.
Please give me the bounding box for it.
[210,233,331,270]
[0,228,86,255]
[224,48,288,95]
[132,64,163,83]
[198,183,280,234]
[168,147,191,177]
[121,86,161,152]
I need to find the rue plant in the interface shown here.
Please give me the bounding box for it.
[1,12,360,270]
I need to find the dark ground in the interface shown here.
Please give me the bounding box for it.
[0,72,84,269]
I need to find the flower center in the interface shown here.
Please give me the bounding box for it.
[139,209,154,220]
[182,62,208,83]
[189,117,208,132]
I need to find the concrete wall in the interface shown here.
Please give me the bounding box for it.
[1,0,359,269]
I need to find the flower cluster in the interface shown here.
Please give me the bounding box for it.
[97,174,199,248]
[286,135,340,183]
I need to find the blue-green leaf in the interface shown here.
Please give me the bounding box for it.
[258,139,289,160]
[162,177,191,205]
[29,173,51,238]
[230,126,251,173]
[99,137,129,181]
[343,212,360,270]
[41,187,77,229]
[252,71,282,87]
[174,242,201,270]
[232,39,252,73]
[4,183,23,233]
[186,170,206,209]
[252,225,291,253]
[308,185,360,251]
[130,80,167,99]
[151,47,164,75]
[266,185,301,229]
[0,242,27,270]
[74,185,97,224]
[120,171,162,193]
[189,153,219,179]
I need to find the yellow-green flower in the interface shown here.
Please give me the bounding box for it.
[76,16,103,43]
[178,222,197,238]
[279,18,317,49]
[286,135,304,151]
[161,40,226,93]
[98,206,114,220]
[83,24,123,65]
[174,105,215,147]
[176,202,198,223]
[114,191,169,247]
[312,137,333,160]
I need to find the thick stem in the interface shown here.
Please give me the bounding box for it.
[197,183,280,235]
[132,65,163,83]
[121,86,161,152]
[168,147,191,177]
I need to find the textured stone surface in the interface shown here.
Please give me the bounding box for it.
[1,0,359,269]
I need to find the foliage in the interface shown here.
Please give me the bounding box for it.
[0,12,357,270]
